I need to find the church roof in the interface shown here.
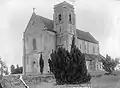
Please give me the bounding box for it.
[34,13,98,44]
[37,15,54,30]
[85,54,105,61]
[76,29,99,44]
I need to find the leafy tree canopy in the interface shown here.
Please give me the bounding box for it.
[102,54,118,74]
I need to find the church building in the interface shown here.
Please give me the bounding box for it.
[23,1,104,75]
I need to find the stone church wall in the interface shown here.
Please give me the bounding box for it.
[25,30,56,74]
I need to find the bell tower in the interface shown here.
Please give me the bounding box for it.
[53,1,76,51]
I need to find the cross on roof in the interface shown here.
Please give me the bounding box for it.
[33,8,36,12]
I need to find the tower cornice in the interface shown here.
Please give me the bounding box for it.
[54,1,74,9]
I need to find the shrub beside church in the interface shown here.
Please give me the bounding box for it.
[48,36,91,85]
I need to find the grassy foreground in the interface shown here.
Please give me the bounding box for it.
[4,71,120,88]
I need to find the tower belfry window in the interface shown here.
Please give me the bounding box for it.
[59,14,62,23]
[69,14,72,23]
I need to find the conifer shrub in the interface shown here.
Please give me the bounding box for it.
[48,36,91,84]
[39,53,44,74]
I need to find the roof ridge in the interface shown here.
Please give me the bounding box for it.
[76,29,98,44]
[36,14,53,21]
[24,12,37,33]
[77,29,88,33]
[87,32,99,42]
[35,14,54,29]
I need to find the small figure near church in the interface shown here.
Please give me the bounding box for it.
[39,53,44,74]
[48,58,53,74]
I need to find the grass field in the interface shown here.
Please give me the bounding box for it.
[24,75,120,88]
[11,71,120,88]
[91,74,120,88]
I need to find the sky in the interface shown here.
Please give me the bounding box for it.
[0,0,120,70]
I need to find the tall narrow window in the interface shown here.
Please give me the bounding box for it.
[80,44,81,49]
[85,43,86,50]
[55,15,58,25]
[69,14,72,23]
[93,46,95,53]
[87,42,89,53]
[59,14,62,23]
[84,42,87,53]
[98,46,99,54]
[33,38,37,50]
[27,55,29,65]
[60,27,61,32]
[60,37,61,43]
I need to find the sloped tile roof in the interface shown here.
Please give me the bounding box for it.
[37,15,54,30]
[85,54,98,61]
[85,54,105,62]
[35,13,98,44]
[76,29,99,44]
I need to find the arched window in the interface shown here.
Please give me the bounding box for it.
[59,14,62,23]
[33,38,37,50]
[69,14,72,23]
[60,26,61,32]
[93,46,95,53]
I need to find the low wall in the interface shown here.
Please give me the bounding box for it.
[22,74,55,84]
[53,84,92,88]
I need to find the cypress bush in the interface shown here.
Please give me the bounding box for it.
[39,53,44,74]
[48,35,91,84]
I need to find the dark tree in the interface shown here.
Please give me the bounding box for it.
[16,64,19,69]
[0,58,9,76]
[48,58,53,73]
[48,35,91,85]
[15,66,23,74]
[4,68,9,75]
[10,64,15,74]
[10,64,23,74]
[71,35,76,49]
[39,53,44,74]
[102,55,118,74]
